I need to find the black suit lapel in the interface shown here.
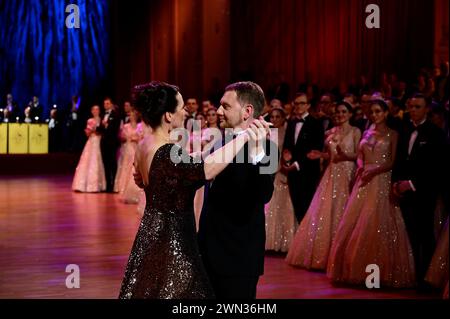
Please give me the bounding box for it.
[408,121,429,159]
[285,121,295,148]
[295,117,310,148]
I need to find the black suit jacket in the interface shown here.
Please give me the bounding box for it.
[393,120,446,198]
[283,116,324,180]
[352,117,370,134]
[198,142,276,277]
[97,109,121,149]
[29,105,44,122]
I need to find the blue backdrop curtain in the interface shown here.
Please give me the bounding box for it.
[0,0,110,118]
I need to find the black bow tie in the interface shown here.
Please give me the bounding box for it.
[411,121,425,132]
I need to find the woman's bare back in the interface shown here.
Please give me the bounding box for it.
[134,134,165,187]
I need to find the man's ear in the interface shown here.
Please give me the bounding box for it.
[164,112,172,124]
[243,104,254,121]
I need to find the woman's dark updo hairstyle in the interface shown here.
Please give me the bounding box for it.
[132,81,180,129]
[336,101,353,113]
[370,99,389,112]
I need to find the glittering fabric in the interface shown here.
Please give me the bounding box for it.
[119,143,214,299]
[265,125,298,252]
[286,127,358,270]
[425,218,449,289]
[327,129,416,288]
[72,118,106,192]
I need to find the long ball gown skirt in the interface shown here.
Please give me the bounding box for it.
[265,171,297,252]
[265,124,297,252]
[72,121,106,192]
[425,218,448,290]
[286,128,358,269]
[114,141,136,193]
[115,124,142,193]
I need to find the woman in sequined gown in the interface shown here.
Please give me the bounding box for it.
[265,108,297,252]
[286,102,360,269]
[327,100,416,288]
[119,82,268,299]
[72,105,106,192]
[115,110,143,194]
[425,217,448,291]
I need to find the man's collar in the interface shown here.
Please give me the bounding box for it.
[411,118,426,127]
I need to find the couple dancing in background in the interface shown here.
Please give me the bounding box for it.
[119,81,276,299]
[72,98,121,193]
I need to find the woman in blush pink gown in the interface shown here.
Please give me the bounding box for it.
[115,110,143,194]
[120,118,149,204]
[327,100,416,288]
[286,102,360,269]
[134,121,153,214]
[72,105,106,193]
[265,107,298,252]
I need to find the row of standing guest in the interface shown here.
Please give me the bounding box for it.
[263,92,448,295]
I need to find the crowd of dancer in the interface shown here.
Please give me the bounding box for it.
[66,64,449,297]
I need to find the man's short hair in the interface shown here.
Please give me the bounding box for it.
[411,93,431,106]
[225,81,266,117]
[294,92,308,101]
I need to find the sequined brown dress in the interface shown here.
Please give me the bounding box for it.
[119,143,214,299]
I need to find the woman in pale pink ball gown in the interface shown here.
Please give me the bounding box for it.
[265,107,298,252]
[120,114,148,204]
[327,100,416,288]
[286,102,360,268]
[115,110,143,194]
[135,121,153,214]
[72,105,106,192]
[425,217,448,292]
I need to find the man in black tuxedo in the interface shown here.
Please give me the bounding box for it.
[316,93,335,132]
[184,98,199,132]
[121,101,133,125]
[97,97,121,193]
[29,96,44,123]
[282,92,324,223]
[393,93,447,290]
[48,108,64,152]
[65,95,82,152]
[198,82,276,299]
